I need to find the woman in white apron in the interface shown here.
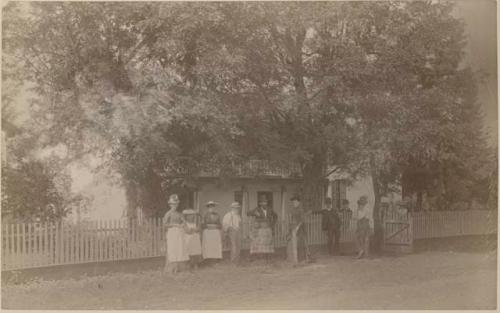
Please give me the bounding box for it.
[202,201,223,264]
[164,194,189,273]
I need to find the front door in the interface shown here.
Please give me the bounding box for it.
[257,191,274,210]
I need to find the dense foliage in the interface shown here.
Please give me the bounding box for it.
[2,2,495,246]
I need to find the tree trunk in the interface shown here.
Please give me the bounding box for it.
[301,154,326,212]
[124,181,139,221]
[416,190,423,211]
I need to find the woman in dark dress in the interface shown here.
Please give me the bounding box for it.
[247,195,277,261]
[287,195,311,264]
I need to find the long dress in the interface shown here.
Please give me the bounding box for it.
[202,211,223,259]
[287,206,309,263]
[248,206,277,254]
[165,210,189,264]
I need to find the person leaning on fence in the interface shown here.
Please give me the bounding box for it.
[222,202,242,264]
[287,194,311,264]
[163,194,189,274]
[202,201,223,265]
[247,195,277,262]
[182,208,203,270]
[354,195,372,259]
[312,197,342,255]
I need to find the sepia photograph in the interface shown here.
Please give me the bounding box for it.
[1,0,498,310]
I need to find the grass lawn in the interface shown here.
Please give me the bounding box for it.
[2,247,497,310]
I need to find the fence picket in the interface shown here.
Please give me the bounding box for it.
[54,222,59,265]
[2,226,6,269]
[8,224,13,270]
[78,223,83,263]
[36,223,40,267]
[3,225,8,269]
[27,223,33,267]
[103,220,108,261]
[120,219,125,259]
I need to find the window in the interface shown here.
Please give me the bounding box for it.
[234,191,243,206]
[331,180,347,209]
[257,191,274,209]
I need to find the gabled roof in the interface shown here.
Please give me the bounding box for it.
[163,158,303,179]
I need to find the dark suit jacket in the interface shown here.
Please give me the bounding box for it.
[313,208,341,231]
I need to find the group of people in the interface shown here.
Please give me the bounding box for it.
[162,193,373,273]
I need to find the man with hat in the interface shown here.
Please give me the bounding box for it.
[202,201,223,264]
[222,201,242,263]
[287,194,311,264]
[354,195,372,259]
[313,197,342,255]
[247,194,278,260]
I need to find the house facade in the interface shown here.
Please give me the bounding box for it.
[162,159,402,222]
[172,160,312,221]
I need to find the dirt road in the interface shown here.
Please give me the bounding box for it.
[2,250,496,310]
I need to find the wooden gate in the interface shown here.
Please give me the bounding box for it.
[382,208,413,253]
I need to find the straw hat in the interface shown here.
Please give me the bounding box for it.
[206,201,217,207]
[230,202,241,209]
[168,194,180,205]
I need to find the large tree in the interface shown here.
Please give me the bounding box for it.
[3,2,492,245]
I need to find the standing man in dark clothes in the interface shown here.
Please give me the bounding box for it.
[313,197,342,255]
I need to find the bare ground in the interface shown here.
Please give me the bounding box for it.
[2,249,497,310]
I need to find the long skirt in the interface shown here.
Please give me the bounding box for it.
[186,233,202,256]
[250,226,274,254]
[166,227,189,263]
[202,229,223,259]
[356,218,371,255]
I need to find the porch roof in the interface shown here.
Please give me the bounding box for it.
[163,158,303,179]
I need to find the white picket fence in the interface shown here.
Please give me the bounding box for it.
[1,210,496,271]
[412,210,498,239]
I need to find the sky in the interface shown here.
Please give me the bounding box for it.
[3,1,498,220]
[455,0,498,145]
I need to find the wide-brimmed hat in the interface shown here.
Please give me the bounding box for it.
[182,209,196,215]
[230,202,241,209]
[290,194,301,201]
[206,201,217,207]
[168,194,180,204]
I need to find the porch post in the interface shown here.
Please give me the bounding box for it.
[280,185,286,220]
